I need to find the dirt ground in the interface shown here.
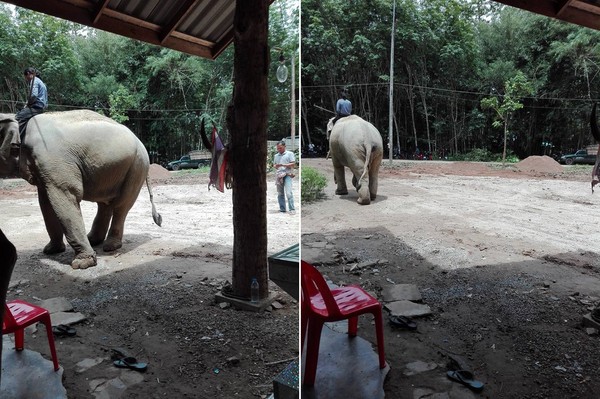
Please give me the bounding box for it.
[301,156,600,399]
[0,166,299,399]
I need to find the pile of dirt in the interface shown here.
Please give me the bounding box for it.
[148,163,171,179]
[516,155,564,173]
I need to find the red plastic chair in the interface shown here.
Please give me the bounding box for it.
[2,299,60,371]
[301,260,385,386]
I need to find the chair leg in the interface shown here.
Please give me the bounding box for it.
[14,329,24,351]
[348,316,358,337]
[373,308,386,369]
[301,307,308,352]
[303,318,324,386]
[41,316,59,371]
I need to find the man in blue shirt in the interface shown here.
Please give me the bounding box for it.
[336,90,352,117]
[332,90,352,126]
[16,67,48,140]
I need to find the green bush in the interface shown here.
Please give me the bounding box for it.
[449,148,519,163]
[301,166,327,203]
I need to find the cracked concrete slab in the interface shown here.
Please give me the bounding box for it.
[381,284,422,302]
[385,300,432,317]
[1,336,66,399]
[302,322,389,399]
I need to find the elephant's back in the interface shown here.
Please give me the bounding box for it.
[37,110,121,129]
[330,116,383,146]
[28,110,147,165]
[32,110,138,143]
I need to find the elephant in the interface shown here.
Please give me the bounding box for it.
[0,110,162,270]
[327,115,384,205]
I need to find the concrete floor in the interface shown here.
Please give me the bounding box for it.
[1,336,67,399]
[301,321,389,399]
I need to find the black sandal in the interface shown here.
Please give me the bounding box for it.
[52,324,76,337]
[389,315,417,330]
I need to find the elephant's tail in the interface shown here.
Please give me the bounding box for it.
[146,176,163,227]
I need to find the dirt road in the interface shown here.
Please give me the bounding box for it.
[0,167,299,398]
[301,157,600,398]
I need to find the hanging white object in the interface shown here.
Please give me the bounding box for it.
[276,64,288,83]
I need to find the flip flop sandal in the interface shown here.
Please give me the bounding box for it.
[113,356,148,372]
[446,370,484,392]
[52,324,76,337]
[389,315,417,330]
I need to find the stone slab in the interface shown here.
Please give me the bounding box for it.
[582,313,600,329]
[39,297,74,313]
[382,284,422,303]
[51,311,87,326]
[385,300,432,317]
[1,336,67,399]
[214,292,276,312]
[301,323,389,399]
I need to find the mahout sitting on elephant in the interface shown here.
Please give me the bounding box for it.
[327,115,383,205]
[0,110,162,269]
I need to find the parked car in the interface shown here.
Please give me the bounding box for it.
[559,150,596,165]
[167,155,211,171]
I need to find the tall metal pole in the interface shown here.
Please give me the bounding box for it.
[388,0,396,164]
[291,51,296,150]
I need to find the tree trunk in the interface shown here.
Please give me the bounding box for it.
[227,1,270,300]
[503,115,508,163]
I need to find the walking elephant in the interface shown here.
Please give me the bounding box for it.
[0,110,161,270]
[328,115,384,205]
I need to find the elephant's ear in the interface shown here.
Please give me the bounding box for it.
[0,115,18,149]
[0,114,16,125]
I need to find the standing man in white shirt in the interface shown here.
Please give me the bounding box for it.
[274,140,296,214]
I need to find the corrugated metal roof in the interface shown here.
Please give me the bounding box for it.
[2,0,236,59]
[494,0,600,31]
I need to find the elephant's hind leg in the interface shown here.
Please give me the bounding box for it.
[356,183,371,205]
[368,154,383,201]
[332,159,349,195]
[88,203,112,246]
[103,182,144,252]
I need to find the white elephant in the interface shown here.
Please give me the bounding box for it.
[0,110,161,269]
[328,115,384,205]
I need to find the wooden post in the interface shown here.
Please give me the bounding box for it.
[227,1,270,299]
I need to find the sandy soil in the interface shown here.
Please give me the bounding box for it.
[0,166,299,399]
[301,156,600,398]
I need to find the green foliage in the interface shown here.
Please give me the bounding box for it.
[449,148,519,163]
[0,2,297,164]
[301,166,327,203]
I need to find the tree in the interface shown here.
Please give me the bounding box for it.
[480,71,533,162]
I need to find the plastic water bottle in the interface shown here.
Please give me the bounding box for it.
[251,278,259,303]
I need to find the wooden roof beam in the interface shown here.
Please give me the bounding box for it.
[494,0,600,30]
[557,0,576,16]
[159,0,200,44]
[92,0,110,25]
